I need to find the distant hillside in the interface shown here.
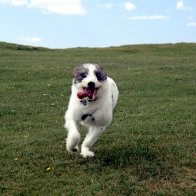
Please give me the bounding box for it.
[0,41,49,51]
[0,41,196,52]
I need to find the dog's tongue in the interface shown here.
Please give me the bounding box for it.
[77,91,87,99]
[77,88,97,99]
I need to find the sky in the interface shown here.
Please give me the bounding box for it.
[0,0,196,48]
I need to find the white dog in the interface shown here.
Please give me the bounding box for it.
[64,63,118,158]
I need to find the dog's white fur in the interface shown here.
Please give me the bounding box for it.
[64,64,118,158]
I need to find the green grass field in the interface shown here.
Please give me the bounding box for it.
[0,42,195,195]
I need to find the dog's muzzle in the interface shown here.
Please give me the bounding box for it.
[77,82,99,100]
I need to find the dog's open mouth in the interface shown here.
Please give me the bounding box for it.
[77,87,98,100]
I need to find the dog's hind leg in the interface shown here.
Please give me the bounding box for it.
[81,126,106,158]
[65,120,81,153]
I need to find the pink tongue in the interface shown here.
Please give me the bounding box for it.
[77,91,87,99]
[77,88,95,99]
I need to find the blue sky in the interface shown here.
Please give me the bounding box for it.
[0,0,196,48]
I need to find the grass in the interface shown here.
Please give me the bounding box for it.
[0,42,196,195]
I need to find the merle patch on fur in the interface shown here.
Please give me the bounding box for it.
[73,65,88,83]
[73,64,107,83]
[81,113,95,121]
[94,64,107,81]
[80,99,87,106]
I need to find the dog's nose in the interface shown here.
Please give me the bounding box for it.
[88,82,95,89]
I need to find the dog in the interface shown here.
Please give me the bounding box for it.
[64,63,119,158]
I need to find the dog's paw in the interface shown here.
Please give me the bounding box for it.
[80,148,95,158]
[72,146,79,152]
[67,145,80,154]
[64,137,80,154]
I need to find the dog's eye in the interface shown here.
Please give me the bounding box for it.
[96,71,107,81]
[80,72,87,78]
[96,72,101,80]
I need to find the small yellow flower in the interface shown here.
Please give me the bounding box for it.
[46,167,51,171]
[43,93,47,96]
[14,157,19,161]
[51,103,55,106]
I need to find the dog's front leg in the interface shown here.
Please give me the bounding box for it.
[81,126,106,158]
[65,120,81,153]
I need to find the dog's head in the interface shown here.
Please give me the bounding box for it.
[73,64,107,101]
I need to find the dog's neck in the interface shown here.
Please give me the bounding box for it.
[80,97,97,106]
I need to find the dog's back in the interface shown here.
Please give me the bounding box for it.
[107,77,119,109]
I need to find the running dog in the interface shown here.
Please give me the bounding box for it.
[64,63,118,158]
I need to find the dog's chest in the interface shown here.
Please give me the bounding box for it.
[80,101,112,127]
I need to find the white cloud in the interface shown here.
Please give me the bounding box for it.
[10,0,27,6]
[129,15,169,20]
[176,0,192,11]
[123,2,136,10]
[18,36,42,44]
[176,0,184,9]
[101,3,113,10]
[28,0,86,15]
[188,15,193,21]
[0,0,9,3]
[186,22,196,27]
[186,16,196,27]
[0,0,86,15]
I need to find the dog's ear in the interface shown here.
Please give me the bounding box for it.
[94,64,107,81]
[73,65,88,83]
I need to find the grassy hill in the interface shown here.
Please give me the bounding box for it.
[0,42,195,195]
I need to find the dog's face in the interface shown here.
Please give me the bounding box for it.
[73,64,107,100]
